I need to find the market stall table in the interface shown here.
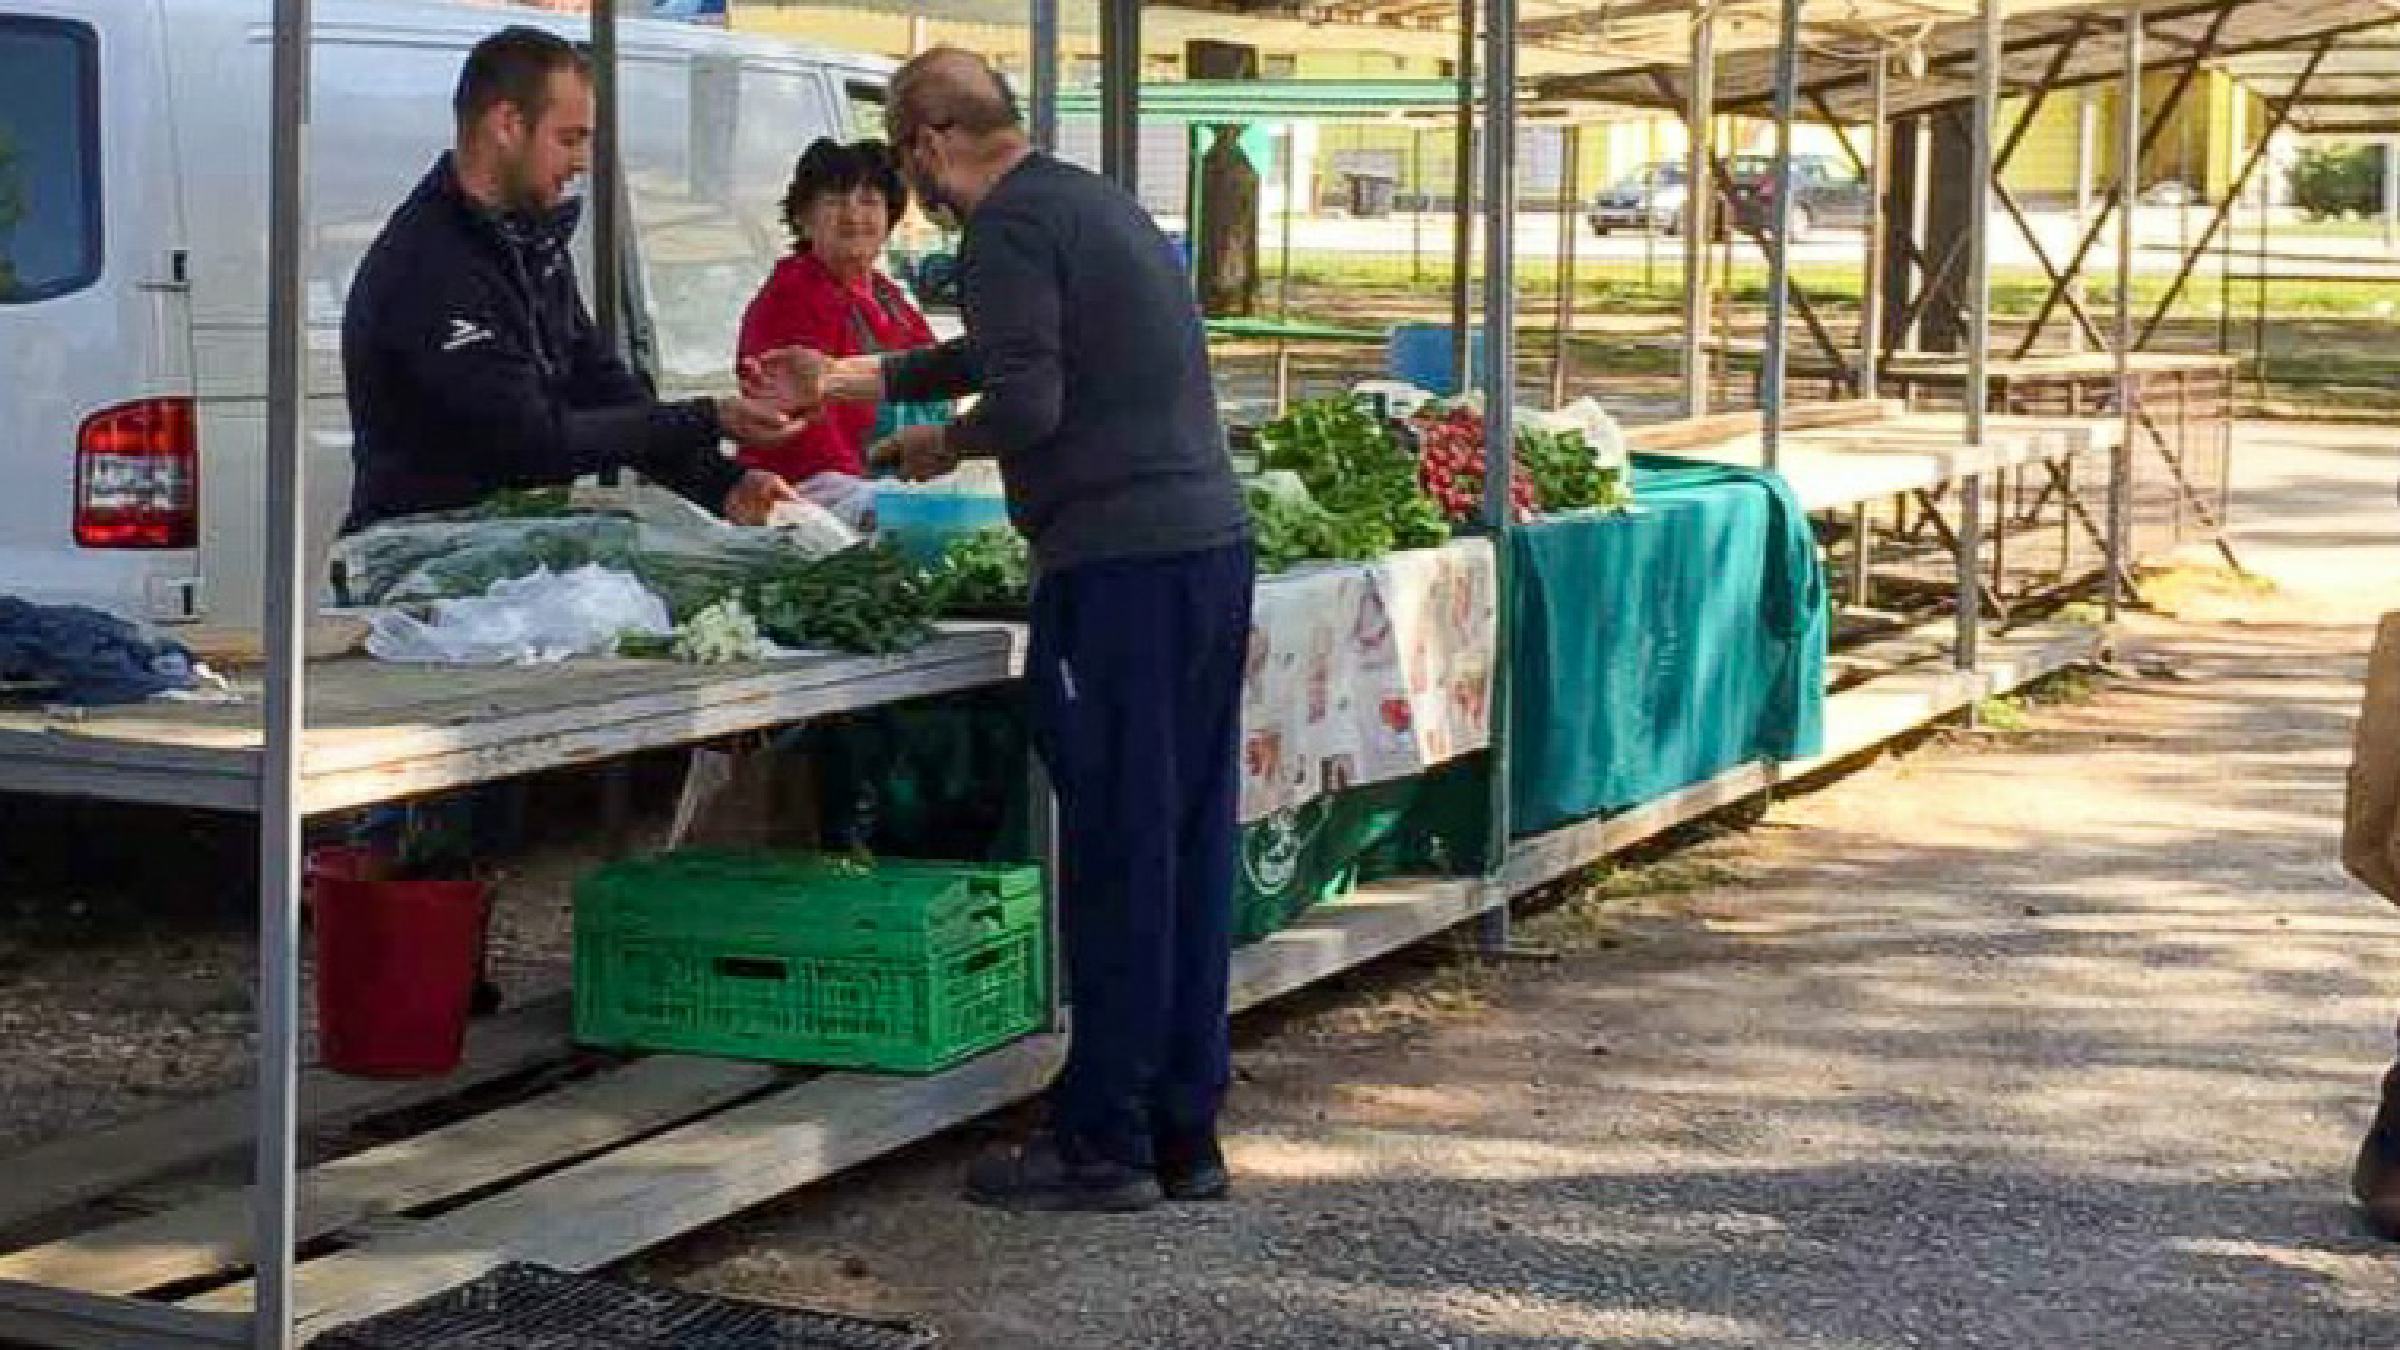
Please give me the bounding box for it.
[0,626,1023,817]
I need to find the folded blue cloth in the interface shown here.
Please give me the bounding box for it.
[0,597,198,706]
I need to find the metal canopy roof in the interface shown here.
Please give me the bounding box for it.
[1527,0,2400,129]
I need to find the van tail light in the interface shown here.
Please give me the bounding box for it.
[76,398,198,549]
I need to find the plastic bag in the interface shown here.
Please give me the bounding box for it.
[786,476,878,535]
[1541,397,1630,470]
[332,484,858,622]
[364,565,670,666]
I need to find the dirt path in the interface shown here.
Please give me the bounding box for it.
[648,433,2400,1347]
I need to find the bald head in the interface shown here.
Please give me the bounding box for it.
[888,47,1024,145]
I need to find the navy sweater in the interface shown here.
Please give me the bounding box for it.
[883,154,1249,572]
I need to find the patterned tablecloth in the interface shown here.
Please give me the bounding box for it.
[1238,539,1497,824]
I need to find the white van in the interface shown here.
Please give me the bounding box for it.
[0,0,894,628]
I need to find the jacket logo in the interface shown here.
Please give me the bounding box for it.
[442,318,495,352]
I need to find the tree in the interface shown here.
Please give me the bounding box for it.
[2290,142,2384,220]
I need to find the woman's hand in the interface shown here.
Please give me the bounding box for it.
[722,468,803,526]
[870,424,960,483]
[740,347,830,416]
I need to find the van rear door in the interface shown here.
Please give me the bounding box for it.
[0,1,199,621]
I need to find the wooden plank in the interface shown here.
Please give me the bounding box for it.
[1626,399,1902,455]
[296,642,1022,816]
[1227,879,1496,1014]
[295,627,1022,775]
[0,1057,777,1298]
[187,1034,1069,1338]
[0,1280,247,1350]
[0,627,1023,817]
[0,999,574,1239]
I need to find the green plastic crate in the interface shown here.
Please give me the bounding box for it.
[573,851,1048,1074]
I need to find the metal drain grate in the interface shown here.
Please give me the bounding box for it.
[314,1263,939,1350]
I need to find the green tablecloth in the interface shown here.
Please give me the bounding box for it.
[1509,455,1827,838]
[806,695,1483,945]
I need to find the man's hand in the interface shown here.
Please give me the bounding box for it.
[740,347,829,417]
[869,423,960,483]
[715,396,801,446]
[722,468,802,526]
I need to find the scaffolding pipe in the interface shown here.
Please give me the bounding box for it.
[1030,0,1060,150]
[1861,51,1890,402]
[1478,0,1516,935]
[592,0,622,352]
[1452,0,1477,392]
[1959,0,1999,672]
[2109,4,2141,623]
[1552,125,1582,407]
[1761,0,1802,471]
[2071,88,2097,353]
[255,0,312,1346]
[1682,9,1716,417]
[1100,0,1139,192]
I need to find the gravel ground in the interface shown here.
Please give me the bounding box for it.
[642,429,2400,1348]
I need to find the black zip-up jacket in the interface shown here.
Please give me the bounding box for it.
[340,155,743,532]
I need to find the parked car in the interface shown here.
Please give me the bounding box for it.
[1723,153,1873,240]
[1587,163,1689,236]
[0,0,894,627]
[2141,179,2201,208]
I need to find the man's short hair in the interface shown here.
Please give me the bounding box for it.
[454,26,591,128]
[887,47,1024,145]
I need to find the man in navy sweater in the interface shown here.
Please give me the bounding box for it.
[757,48,1255,1213]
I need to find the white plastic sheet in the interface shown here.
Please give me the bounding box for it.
[365,565,670,666]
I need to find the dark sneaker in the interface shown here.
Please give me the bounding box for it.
[1155,1132,1230,1203]
[2353,1065,2400,1239]
[964,1132,1161,1214]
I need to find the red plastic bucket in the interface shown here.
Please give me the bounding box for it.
[312,875,490,1078]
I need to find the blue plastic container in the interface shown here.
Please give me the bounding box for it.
[1386,323,1485,397]
[874,488,1012,563]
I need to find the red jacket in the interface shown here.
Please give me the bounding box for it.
[735,251,937,481]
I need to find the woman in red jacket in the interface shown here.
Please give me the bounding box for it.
[736,139,943,524]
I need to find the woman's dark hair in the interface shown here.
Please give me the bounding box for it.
[781,139,909,251]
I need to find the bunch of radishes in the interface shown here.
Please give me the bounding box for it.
[1412,406,1538,525]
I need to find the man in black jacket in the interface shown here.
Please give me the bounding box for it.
[342,26,799,532]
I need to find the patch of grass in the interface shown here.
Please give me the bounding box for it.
[2137,562,2280,619]
[1522,853,1751,953]
[1972,696,2036,732]
[2022,665,2104,708]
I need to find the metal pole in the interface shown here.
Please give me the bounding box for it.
[1682,8,1716,417]
[2255,132,2271,407]
[1099,0,1139,193]
[1413,128,1428,283]
[2383,137,2397,253]
[1451,0,1477,393]
[1761,0,1802,471]
[1552,124,1582,407]
[1861,50,1891,401]
[2108,4,2141,623]
[2071,88,2098,353]
[256,2,311,1346]
[1959,0,1999,672]
[1030,0,1060,151]
[592,0,622,353]
[1277,125,1297,412]
[1478,0,1517,931]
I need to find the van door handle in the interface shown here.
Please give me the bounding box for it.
[139,251,192,293]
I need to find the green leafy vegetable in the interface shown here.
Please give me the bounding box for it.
[927,528,1031,612]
